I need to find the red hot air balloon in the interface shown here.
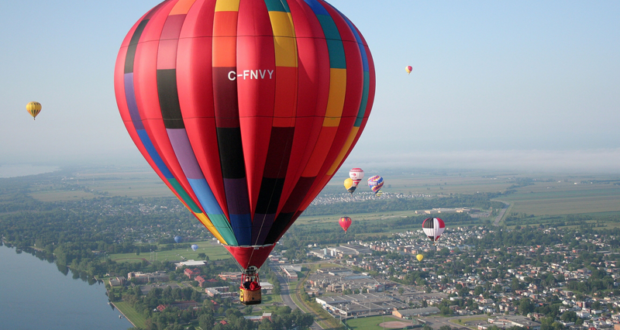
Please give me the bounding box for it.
[339,216,352,232]
[114,0,375,305]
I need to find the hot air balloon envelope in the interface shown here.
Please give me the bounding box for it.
[349,168,364,186]
[367,175,384,194]
[416,254,423,262]
[422,218,445,243]
[174,236,182,243]
[344,178,355,194]
[191,244,199,251]
[115,0,375,305]
[406,66,412,74]
[26,102,42,120]
[339,217,352,232]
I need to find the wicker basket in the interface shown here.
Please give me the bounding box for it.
[240,287,262,305]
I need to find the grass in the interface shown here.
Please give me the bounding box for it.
[450,315,490,327]
[113,301,147,329]
[108,242,231,263]
[499,182,620,215]
[345,315,411,330]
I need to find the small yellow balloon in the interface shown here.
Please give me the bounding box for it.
[416,254,424,262]
[344,178,355,194]
[26,102,42,120]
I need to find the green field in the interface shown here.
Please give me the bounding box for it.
[109,241,231,263]
[24,167,620,221]
[499,181,620,215]
[113,301,147,329]
[345,315,414,330]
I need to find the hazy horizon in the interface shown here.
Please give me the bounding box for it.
[1,1,618,173]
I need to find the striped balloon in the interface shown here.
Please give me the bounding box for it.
[114,0,375,270]
[367,175,384,194]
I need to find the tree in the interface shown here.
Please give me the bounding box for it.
[199,314,215,330]
[561,311,577,323]
[398,287,404,295]
[258,320,274,330]
[519,298,533,315]
[474,286,484,296]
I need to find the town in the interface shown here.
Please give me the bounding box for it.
[96,225,620,330]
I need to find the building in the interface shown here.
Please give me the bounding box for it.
[184,268,201,279]
[393,307,440,319]
[195,275,206,287]
[244,313,272,322]
[206,286,237,298]
[260,282,274,294]
[489,316,541,330]
[327,244,372,258]
[108,277,126,287]
[174,260,206,269]
[219,272,242,281]
[281,265,301,280]
[316,293,408,317]
[127,271,169,283]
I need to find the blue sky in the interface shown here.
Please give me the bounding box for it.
[1,0,619,171]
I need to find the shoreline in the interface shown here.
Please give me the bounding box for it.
[111,302,137,328]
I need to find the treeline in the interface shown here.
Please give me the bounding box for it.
[303,193,504,216]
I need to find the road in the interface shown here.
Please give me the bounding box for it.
[493,202,510,226]
[271,265,324,330]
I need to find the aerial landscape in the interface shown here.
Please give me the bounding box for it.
[1,1,619,330]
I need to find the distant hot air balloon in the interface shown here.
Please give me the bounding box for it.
[416,254,424,262]
[174,236,182,244]
[26,102,42,120]
[422,218,445,244]
[115,0,375,306]
[367,175,384,195]
[344,178,355,194]
[349,168,364,193]
[376,191,383,197]
[191,244,199,251]
[339,217,352,233]
[405,66,412,75]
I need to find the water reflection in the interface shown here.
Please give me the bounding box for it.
[57,263,69,276]
[0,246,132,330]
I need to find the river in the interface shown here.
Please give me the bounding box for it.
[0,246,133,330]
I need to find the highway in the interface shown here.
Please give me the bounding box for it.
[493,202,510,226]
[271,265,324,330]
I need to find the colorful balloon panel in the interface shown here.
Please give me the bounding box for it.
[339,216,352,232]
[114,0,375,269]
[367,175,384,194]
[422,217,445,242]
[26,102,42,120]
